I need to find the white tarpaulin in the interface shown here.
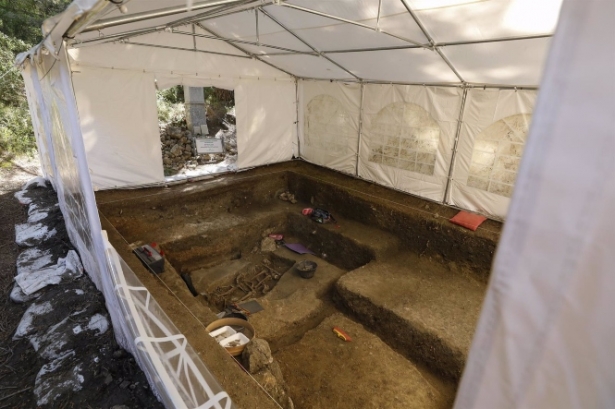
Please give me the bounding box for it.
[455,1,615,407]
[299,80,361,175]
[449,88,537,219]
[235,78,296,169]
[359,84,463,202]
[73,67,165,190]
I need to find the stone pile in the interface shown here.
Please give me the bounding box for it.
[159,121,238,174]
[160,126,196,171]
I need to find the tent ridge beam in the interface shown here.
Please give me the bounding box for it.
[82,0,246,33]
[194,22,297,78]
[279,3,424,47]
[259,7,361,80]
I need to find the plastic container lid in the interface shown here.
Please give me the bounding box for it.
[209,326,236,343]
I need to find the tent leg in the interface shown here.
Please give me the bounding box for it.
[443,85,468,204]
[295,79,301,158]
[355,82,365,177]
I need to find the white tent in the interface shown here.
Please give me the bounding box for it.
[27,0,564,218]
[16,0,615,408]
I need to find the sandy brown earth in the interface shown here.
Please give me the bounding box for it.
[95,161,500,409]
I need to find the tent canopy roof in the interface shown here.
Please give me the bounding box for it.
[27,0,563,88]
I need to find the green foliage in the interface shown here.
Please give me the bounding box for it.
[0,33,29,106]
[0,0,72,45]
[0,0,71,161]
[0,104,35,156]
[0,32,34,158]
[157,87,186,126]
[203,87,234,124]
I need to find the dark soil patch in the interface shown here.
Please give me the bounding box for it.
[0,172,164,408]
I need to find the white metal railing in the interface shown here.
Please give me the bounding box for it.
[104,239,235,409]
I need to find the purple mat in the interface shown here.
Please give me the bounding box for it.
[284,243,314,255]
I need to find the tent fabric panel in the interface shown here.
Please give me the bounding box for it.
[443,38,552,86]
[154,73,235,91]
[201,10,313,52]
[259,54,352,79]
[448,88,536,219]
[72,67,165,190]
[235,78,296,169]
[358,83,463,202]
[21,63,56,182]
[261,5,423,51]
[299,80,361,175]
[23,43,237,409]
[283,0,428,44]
[455,1,615,407]
[73,0,247,42]
[68,40,289,80]
[328,48,459,83]
[34,51,106,291]
[413,0,563,43]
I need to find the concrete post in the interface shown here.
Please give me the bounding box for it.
[185,86,208,135]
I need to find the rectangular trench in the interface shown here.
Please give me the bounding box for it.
[97,161,501,409]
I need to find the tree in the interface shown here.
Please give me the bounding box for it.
[0,0,72,45]
[0,0,71,160]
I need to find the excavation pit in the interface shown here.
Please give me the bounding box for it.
[97,161,501,409]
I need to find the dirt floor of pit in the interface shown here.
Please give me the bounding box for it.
[97,160,501,409]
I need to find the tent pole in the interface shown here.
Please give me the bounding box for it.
[443,85,468,204]
[65,0,109,38]
[399,0,464,83]
[290,77,538,90]
[192,24,197,50]
[295,79,301,158]
[172,29,315,54]
[259,7,361,80]
[194,22,298,78]
[438,34,552,47]
[279,3,425,47]
[324,44,422,53]
[83,0,246,32]
[70,26,164,47]
[355,82,365,177]
[255,7,259,44]
[127,42,253,58]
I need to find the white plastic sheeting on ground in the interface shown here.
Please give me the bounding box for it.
[73,67,165,190]
[235,78,296,169]
[298,80,361,175]
[449,88,537,218]
[359,83,463,202]
[455,1,615,408]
